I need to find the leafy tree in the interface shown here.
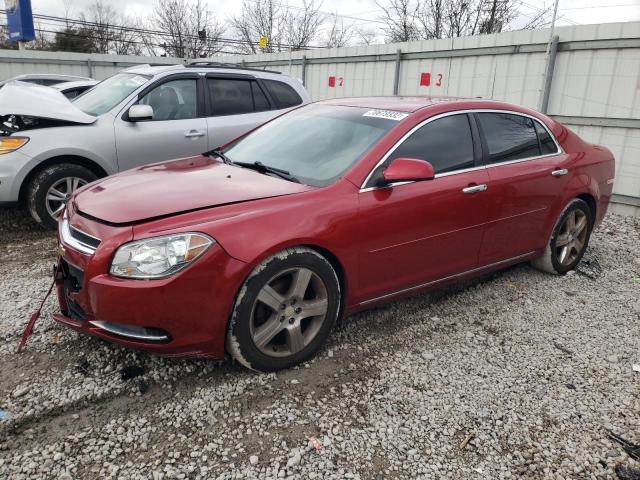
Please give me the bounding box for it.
[51,27,95,53]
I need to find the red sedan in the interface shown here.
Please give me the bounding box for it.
[54,97,615,371]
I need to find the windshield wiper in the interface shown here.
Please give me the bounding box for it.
[207,148,233,165]
[233,161,300,183]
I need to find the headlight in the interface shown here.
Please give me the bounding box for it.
[0,136,29,155]
[110,233,213,279]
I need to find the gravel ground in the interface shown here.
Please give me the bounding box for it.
[0,207,639,480]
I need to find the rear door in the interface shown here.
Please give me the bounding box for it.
[474,111,569,264]
[114,74,208,170]
[356,113,491,303]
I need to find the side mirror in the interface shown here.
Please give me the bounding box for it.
[128,104,154,122]
[382,158,435,184]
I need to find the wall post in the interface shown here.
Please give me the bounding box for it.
[393,49,402,95]
[301,55,307,86]
[540,35,559,114]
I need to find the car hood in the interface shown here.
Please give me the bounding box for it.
[0,81,97,124]
[73,155,315,225]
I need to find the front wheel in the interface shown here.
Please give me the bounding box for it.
[531,198,593,274]
[226,247,341,372]
[27,163,97,229]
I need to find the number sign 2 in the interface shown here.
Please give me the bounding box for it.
[328,76,344,88]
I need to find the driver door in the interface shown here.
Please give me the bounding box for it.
[114,75,208,171]
[356,113,490,303]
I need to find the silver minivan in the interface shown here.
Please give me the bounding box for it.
[0,64,310,228]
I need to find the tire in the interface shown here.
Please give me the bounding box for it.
[226,247,341,372]
[531,198,593,275]
[27,163,98,229]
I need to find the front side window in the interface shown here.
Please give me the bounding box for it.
[224,105,397,187]
[137,79,197,121]
[386,114,476,175]
[477,113,541,163]
[73,73,150,116]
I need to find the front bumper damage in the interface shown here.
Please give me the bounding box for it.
[53,208,248,359]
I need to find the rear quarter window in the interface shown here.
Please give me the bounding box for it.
[263,79,303,109]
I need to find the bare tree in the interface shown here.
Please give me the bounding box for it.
[417,0,445,39]
[230,0,323,53]
[229,0,287,54]
[479,0,517,34]
[284,0,325,50]
[148,0,225,58]
[78,1,142,55]
[28,22,53,51]
[377,0,421,43]
[354,27,379,46]
[377,0,546,43]
[444,0,484,37]
[323,12,353,48]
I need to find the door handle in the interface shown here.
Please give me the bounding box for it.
[184,130,205,138]
[551,168,568,177]
[462,184,488,194]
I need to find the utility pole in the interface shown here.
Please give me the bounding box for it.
[539,0,561,112]
[546,0,560,54]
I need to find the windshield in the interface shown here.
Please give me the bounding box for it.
[224,105,399,187]
[73,73,150,116]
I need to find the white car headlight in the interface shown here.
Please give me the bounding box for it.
[110,233,214,279]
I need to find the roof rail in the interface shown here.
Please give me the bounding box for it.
[185,61,282,75]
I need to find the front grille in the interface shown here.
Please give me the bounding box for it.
[69,226,101,250]
[60,218,100,255]
[61,259,86,321]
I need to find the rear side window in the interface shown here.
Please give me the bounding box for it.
[208,78,272,116]
[534,121,559,155]
[387,114,475,174]
[263,79,303,109]
[477,113,541,163]
[251,82,270,112]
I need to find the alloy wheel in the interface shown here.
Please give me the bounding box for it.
[555,209,588,266]
[45,177,87,219]
[250,267,329,358]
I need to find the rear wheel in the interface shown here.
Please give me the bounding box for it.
[226,247,341,372]
[531,198,593,274]
[27,163,97,229]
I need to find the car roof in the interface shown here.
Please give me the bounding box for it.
[122,63,289,78]
[316,96,521,113]
[15,73,93,81]
[51,79,99,90]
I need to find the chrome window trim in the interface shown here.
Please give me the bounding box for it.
[359,108,563,192]
[60,218,99,255]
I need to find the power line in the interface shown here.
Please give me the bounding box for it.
[0,10,327,50]
[559,2,640,10]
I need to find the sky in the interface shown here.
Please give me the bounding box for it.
[21,0,640,41]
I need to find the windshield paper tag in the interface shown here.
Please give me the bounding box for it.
[363,109,408,121]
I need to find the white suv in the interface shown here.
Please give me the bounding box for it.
[0,63,310,228]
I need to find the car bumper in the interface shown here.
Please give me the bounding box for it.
[53,210,249,359]
[0,150,31,202]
